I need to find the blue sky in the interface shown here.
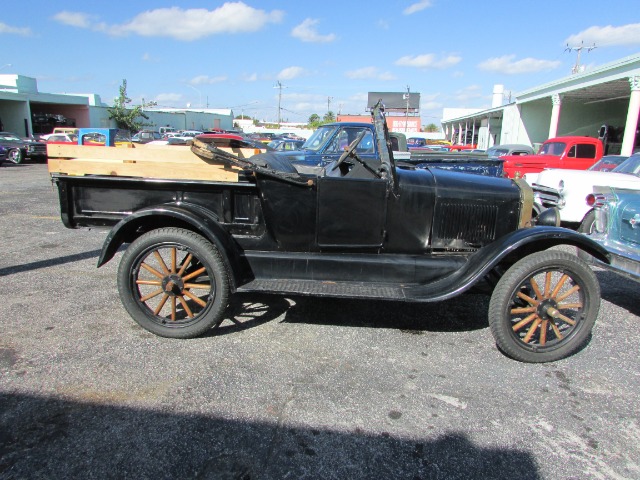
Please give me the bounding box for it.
[2,1,640,126]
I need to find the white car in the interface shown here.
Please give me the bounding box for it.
[531,154,640,231]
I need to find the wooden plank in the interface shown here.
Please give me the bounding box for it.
[47,143,261,163]
[48,158,240,182]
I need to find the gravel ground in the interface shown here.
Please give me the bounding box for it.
[1,163,639,479]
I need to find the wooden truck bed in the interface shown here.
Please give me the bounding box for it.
[46,142,254,182]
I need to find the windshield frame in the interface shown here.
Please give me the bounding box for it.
[301,125,338,152]
[612,155,640,175]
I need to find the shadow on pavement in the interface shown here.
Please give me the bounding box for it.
[0,392,541,479]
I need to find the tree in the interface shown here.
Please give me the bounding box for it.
[323,111,335,123]
[108,79,157,132]
[424,123,440,133]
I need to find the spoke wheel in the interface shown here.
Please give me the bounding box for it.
[117,228,229,338]
[488,250,600,363]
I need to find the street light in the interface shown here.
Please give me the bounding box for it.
[0,64,12,71]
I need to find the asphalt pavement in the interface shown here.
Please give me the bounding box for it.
[1,163,639,479]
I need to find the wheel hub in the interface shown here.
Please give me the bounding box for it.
[536,298,559,321]
[162,274,184,296]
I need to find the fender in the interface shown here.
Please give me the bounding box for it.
[97,203,248,288]
[405,226,611,302]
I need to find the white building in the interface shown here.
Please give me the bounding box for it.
[441,54,640,156]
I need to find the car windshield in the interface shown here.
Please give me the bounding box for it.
[588,155,629,172]
[611,155,640,175]
[301,125,338,152]
[538,142,566,155]
[0,133,21,142]
[486,148,509,157]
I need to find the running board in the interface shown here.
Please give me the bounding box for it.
[236,278,407,301]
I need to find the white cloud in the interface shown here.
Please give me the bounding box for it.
[242,73,258,82]
[478,55,561,74]
[345,67,396,81]
[0,21,32,36]
[190,75,227,85]
[154,93,183,103]
[403,1,432,15]
[565,23,640,47]
[55,3,283,41]
[52,11,95,28]
[395,54,461,69]
[291,18,336,43]
[453,85,483,102]
[277,66,307,81]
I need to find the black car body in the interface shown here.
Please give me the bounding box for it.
[0,132,47,164]
[50,103,610,363]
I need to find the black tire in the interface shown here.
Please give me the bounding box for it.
[578,210,596,234]
[8,148,23,164]
[488,250,600,363]
[117,227,230,338]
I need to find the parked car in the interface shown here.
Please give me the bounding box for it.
[486,144,534,158]
[0,145,7,165]
[132,130,163,144]
[195,133,274,152]
[45,133,78,144]
[268,139,304,151]
[580,186,640,282]
[0,131,48,164]
[531,154,637,231]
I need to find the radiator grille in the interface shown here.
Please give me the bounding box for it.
[435,203,498,245]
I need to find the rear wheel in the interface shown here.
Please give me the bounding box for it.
[117,228,230,338]
[8,149,23,164]
[488,250,600,363]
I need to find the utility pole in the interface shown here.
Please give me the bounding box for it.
[565,41,597,74]
[403,85,410,132]
[327,96,333,113]
[274,81,284,127]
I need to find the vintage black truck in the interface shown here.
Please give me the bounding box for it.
[49,103,611,363]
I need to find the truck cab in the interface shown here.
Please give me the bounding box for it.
[501,136,603,178]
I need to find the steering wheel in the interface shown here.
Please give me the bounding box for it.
[331,131,367,171]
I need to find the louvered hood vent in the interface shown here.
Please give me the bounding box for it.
[432,202,499,250]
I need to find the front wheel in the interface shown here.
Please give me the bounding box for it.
[8,148,23,164]
[488,250,600,363]
[117,228,230,338]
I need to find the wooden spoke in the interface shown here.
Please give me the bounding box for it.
[153,294,170,315]
[556,285,580,302]
[141,262,165,279]
[544,272,552,298]
[513,313,538,332]
[171,247,177,274]
[177,253,193,276]
[510,306,537,314]
[557,302,583,310]
[184,282,211,290]
[523,318,543,343]
[554,312,577,326]
[153,251,170,275]
[171,297,176,321]
[178,296,194,318]
[183,289,207,307]
[529,277,544,300]
[550,322,564,340]
[516,291,538,306]
[140,288,164,302]
[539,320,548,345]
[136,280,162,286]
[550,274,569,299]
[182,267,207,282]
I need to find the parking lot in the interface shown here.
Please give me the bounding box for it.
[1,162,639,479]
